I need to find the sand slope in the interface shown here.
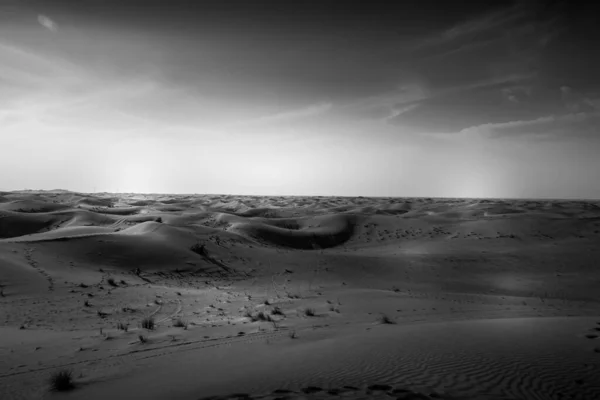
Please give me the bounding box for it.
[1,191,599,400]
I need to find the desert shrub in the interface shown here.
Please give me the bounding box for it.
[107,277,117,287]
[141,316,155,330]
[304,307,316,317]
[245,310,272,322]
[379,314,395,324]
[256,311,272,322]
[116,322,128,332]
[289,330,297,339]
[271,306,285,316]
[173,318,188,329]
[138,334,148,343]
[49,369,74,391]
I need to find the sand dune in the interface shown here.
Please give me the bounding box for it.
[1,191,599,400]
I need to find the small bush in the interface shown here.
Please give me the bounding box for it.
[245,310,272,322]
[173,318,188,329]
[289,330,297,339]
[256,311,272,322]
[84,300,91,307]
[304,307,316,317]
[49,369,74,391]
[107,277,117,287]
[116,322,128,332]
[141,316,155,330]
[271,306,285,316]
[138,334,148,343]
[379,314,396,324]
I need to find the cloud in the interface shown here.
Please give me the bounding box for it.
[37,15,58,32]
[382,104,420,123]
[402,1,565,101]
[230,102,333,127]
[341,71,538,127]
[460,112,600,140]
[501,85,533,104]
[438,5,525,44]
[560,86,599,113]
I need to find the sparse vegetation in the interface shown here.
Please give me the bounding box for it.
[141,316,155,330]
[173,318,188,329]
[271,306,285,316]
[304,307,316,317]
[244,310,273,322]
[138,334,148,343]
[117,322,128,331]
[289,330,297,339]
[379,314,396,324]
[49,369,74,391]
[256,311,272,322]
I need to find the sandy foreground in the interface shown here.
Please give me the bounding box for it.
[0,190,599,400]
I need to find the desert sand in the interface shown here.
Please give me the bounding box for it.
[0,190,599,400]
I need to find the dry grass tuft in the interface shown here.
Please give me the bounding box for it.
[49,369,74,392]
[141,316,155,330]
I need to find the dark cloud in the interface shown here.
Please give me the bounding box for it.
[11,0,600,139]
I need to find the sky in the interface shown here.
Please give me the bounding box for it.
[1,0,599,198]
